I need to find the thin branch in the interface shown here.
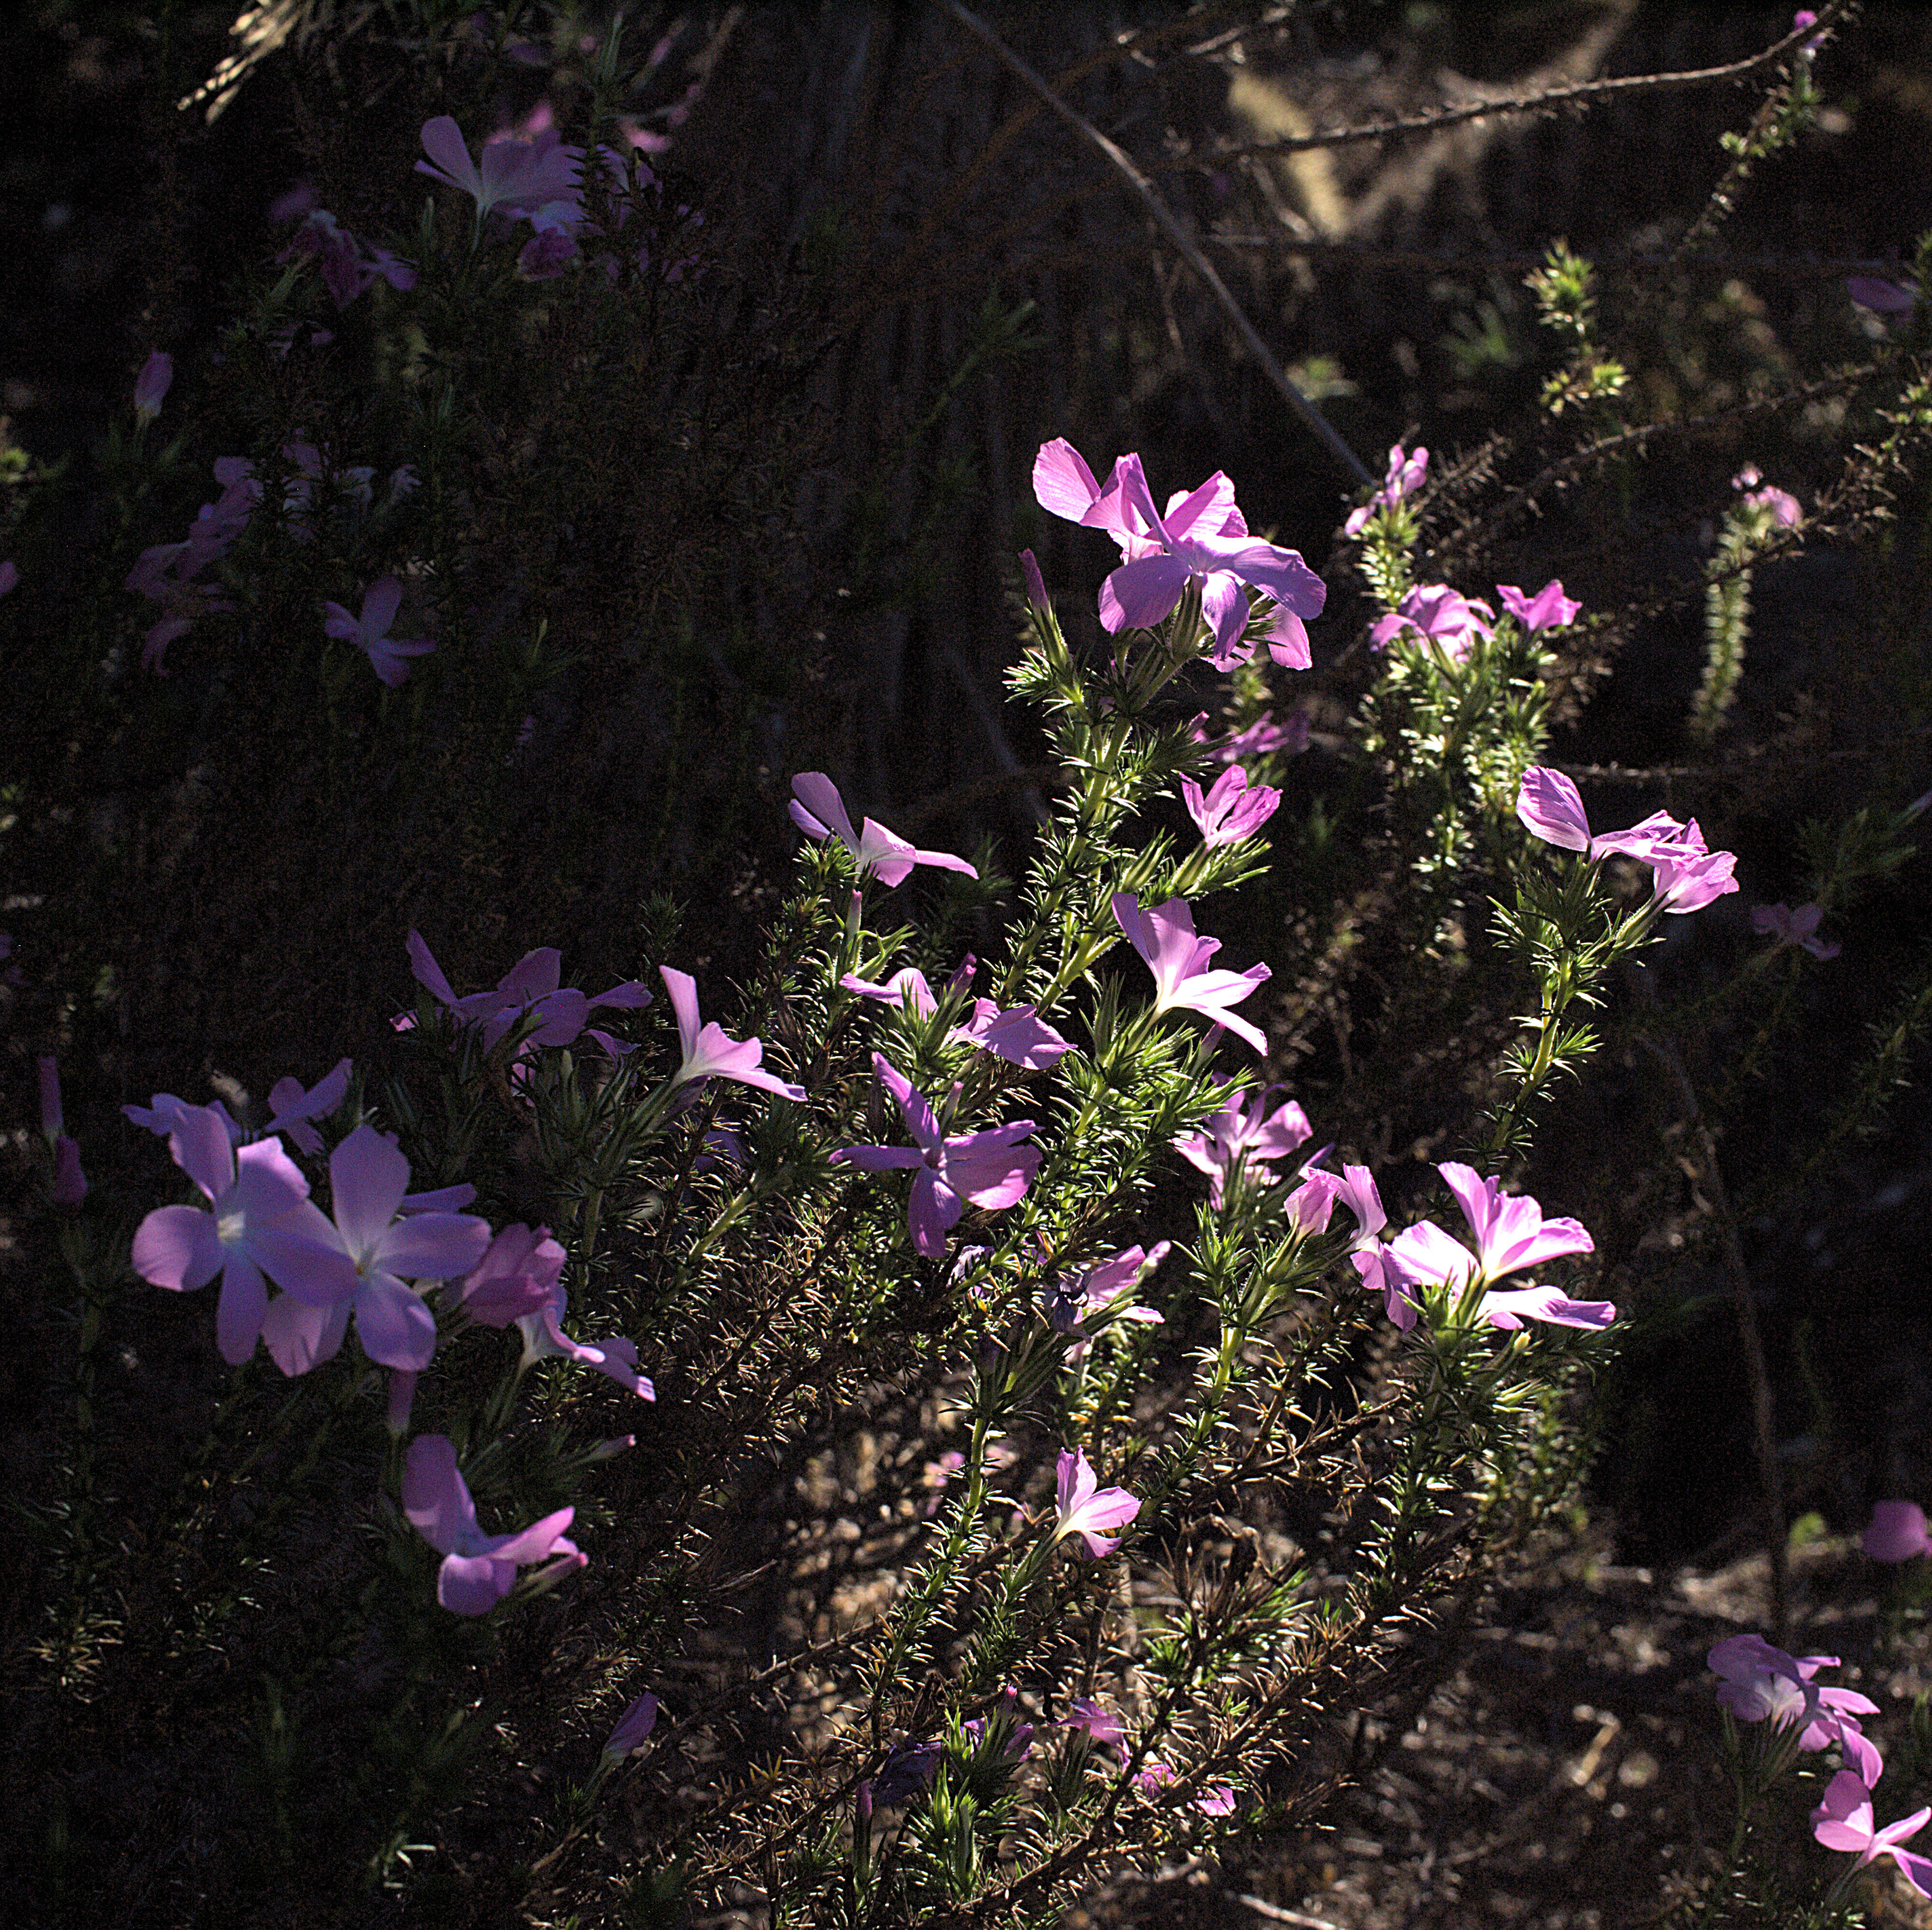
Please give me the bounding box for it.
[937,0,1373,489]
[1192,0,1851,161]
[1206,237,1915,284]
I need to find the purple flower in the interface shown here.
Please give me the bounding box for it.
[401,1433,584,1615]
[263,1057,351,1156]
[1020,547,1049,611]
[1196,1786,1236,1816]
[1182,765,1280,846]
[1383,1162,1609,1331]
[1813,1772,1932,1898]
[962,1689,1036,1761]
[1733,467,1803,528]
[255,1124,493,1376]
[39,1056,86,1206]
[873,1740,942,1807]
[790,772,977,888]
[456,1222,566,1326]
[602,1693,660,1762]
[406,933,652,1054]
[1515,768,1740,915]
[1053,1445,1140,1557]
[133,350,173,425]
[0,560,17,598]
[1369,583,1495,663]
[1848,275,1918,315]
[1044,1242,1169,1336]
[130,1105,341,1365]
[1031,438,1326,669]
[1706,1633,1882,1779]
[417,116,583,221]
[949,999,1073,1070]
[1864,1501,1932,1561]
[662,967,805,1100]
[1344,441,1428,537]
[516,1286,655,1399]
[1061,1698,1124,1751]
[1111,892,1270,1055]
[1496,579,1580,633]
[831,1053,1038,1257]
[324,577,435,687]
[1174,1087,1310,1209]
[518,225,579,279]
[1752,901,1840,960]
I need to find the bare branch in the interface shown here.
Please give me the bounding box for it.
[938,0,1374,489]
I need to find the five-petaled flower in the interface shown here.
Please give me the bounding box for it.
[790,772,977,888]
[130,1103,341,1365]
[1112,892,1270,1055]
[1044,1242,1169,1338]
[1812,1771,1932,1897]
[1707,1634,1882,1781]
[1344,441,1427,537]
[1032,438,1326,669]
[1752,901,1840,960]
[1515,768,1740,914]
[401,1433,585,1615]
[1369,583,1495,663]
[251,1124,493,1376]
[517,1286,655,1399]
[324,576,435,687]
[1383,1161,1610,1333]
[1496,579,1580,633]
[1182,765,1280,846]
[662,966,805,1100]
[1052,1445,1140,1557]
[1174,1086,1311,1209]
[416,115,583,221]
[831,1053,1038,1257]
[406,932,652,1056]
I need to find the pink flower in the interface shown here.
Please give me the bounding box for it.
[405,932,652,1054]
[1032,439,1326,670]
[1344,442,1428,536]
[401,1433,584,1615]
[841,967,939,1016]
[455,1222,567,1326]
[0,560,17,597]
[832,1054,1039,1257]
[1848,275,1918,315]
[790,772,977,888]
[1182,765,1280,846]
[602,1693,660,1761]
[1515,768,1740,915]
[133,350,173,425]
[1752,901,1839,959]
[662,967,804,1100]
[949,1000,1073,1070]
[1195,1786,1236,1816]
[1813,1771,1932,1897]
[1201,709,1309,764]
[1044,1242,1169,1336]
[1060,1698,1124,1751]
[1369,583,1495,663]
[1111,892,1270,1055]
[1020,548,1049,611]
[1864,1501,1932,1561]
[1174,1087,1311,1209]
[1733,467,1802,528]
[254,1124,493,1376]
[416,115,583,220]
[263,1057,351,1156]
[1706,1634,1881,1778]
[130,1104,342,1365]
[1384,1162,1609,1332]
[324,576,434,686]
[1052,1445,1140,1557]
[516,1287,655,1399]
[1496,579,1580,633]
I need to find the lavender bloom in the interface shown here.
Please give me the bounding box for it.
[133,350,173,425]
[1060,1698,1124,1751]
[603,1694,660,1762]
[254,1124,493,1376]
[790,772,977,888]
[949,999,1073,1069]
[1848,275,1918,315]
[1752,901,1840,960]
[1496,579,1580,632]
[873,1740,942,1807]
[1344,441,1428,536]
[1181,765,1280,846]
[1053,1445,1139,1558]
[401,1433,583,1615]
[1032,438,1325,670]
[1174,1087,1311,1209]
[324,577,434,687]
[517,1285,656,1400]
[1813,1772,1932,1898]
[831,1054,1038,1257]
[416,116,583,221]
[405,932,652,1052]
[840,967,939,1016]
[1515,768,1740,915]
[662,966,805,1100]
[130,1105,341,1365]
[456,1223,567,1326]
[1044,1242,1169,1336]
[1709,1634,1883,1784]
[1369,583,1495,663]
[1112,892,1270,1055]
[1864,1501,1932,1561]
[263,1057,351,1155]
